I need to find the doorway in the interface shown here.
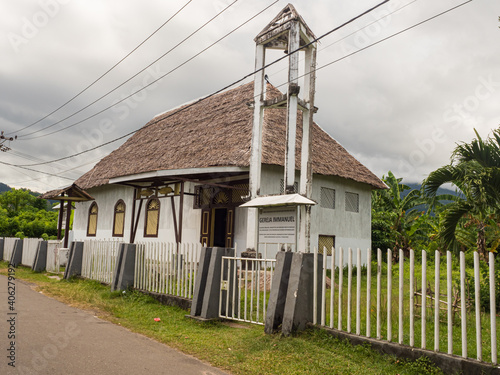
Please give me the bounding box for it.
[213,208,228,247]
[200,208,234,247]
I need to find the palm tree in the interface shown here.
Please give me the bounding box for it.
[422,128,500,259]
[372,171,426,256]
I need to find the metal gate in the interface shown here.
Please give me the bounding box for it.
[219,254,276,325]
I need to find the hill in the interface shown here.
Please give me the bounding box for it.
[0,182,10,193]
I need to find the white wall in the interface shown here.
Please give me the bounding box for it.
[73,183,201,244]
[252,165,373,264]
[73,167,374,265]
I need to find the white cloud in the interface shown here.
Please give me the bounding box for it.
[0,0,499,192]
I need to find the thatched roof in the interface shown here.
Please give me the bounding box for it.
[40,183,94,201]
[75,82,385,190]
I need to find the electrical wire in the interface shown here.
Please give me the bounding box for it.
[10,0,193,136]
[10,0,471,172]
[14,0,381,150]
[17,0,240,139]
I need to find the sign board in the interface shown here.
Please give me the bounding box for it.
[258,207,296,244]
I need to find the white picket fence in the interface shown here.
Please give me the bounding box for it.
[81,239,123,284]
[2,237,19,261]
[313,247,498,365]
[21,238,42,266]
[134,242,202,299]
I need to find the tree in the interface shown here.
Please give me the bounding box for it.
[422,128,500,259]
[0,188,38,216]
[372,171,427,255]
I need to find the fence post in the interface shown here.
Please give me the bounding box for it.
[490,251,497,364]
[32,241,48,272]
[64,242,84,279]
[447,250,453,355]
[434,250,440,352]
[422,250,427,349]
[460,251,467,358]
[473,251,482,361]
[399,248,404,345]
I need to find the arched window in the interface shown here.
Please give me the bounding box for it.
[87,202,98,236]
[144,198,160,237]
[112,200,126,237]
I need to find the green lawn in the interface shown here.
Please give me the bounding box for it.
[318,254,499,364]
[0,261,443,375]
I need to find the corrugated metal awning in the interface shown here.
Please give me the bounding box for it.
[239,193,316,208]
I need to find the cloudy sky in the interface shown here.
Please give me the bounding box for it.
[0,0,498,192]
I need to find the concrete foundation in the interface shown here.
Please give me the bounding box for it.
[10,239,23,267]
[111,243,137,292]
[32,241,48,272]
[64,241,84,279]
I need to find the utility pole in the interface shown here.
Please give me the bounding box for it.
[0,131,17,152]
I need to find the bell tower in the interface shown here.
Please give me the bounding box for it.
[247,4,317,252]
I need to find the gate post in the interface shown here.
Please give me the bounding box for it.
[189,247,235,320]
[265,251,293,333]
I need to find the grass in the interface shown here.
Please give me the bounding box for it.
[319,255,499,364]
[0,261,443,375]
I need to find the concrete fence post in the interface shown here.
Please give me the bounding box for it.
[64,241,84,279]
[111,243,137,292]
[10,239,23,267]
[32,241,48,272]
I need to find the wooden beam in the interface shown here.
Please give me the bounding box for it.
[64,200,71,248]
[131,199,143,243]
[171,196,179,244]
[178,181,184,244]
[57,197,64,240]
[129,188,137,243]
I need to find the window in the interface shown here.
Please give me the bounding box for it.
[318,235,335,255]
[320,187,335,209]
[87,202,98,236]
[345,192,359,213]
[144,198,160,237]
[113,200,126,237]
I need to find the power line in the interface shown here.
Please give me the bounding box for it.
[13,0,470,170]
[0,160,76,182]
[266,0,420,78]
[18,0,240,140]
[12,0,390,164]
[16,0,378,145]
[10,0,194,136]
[6,156,102,186]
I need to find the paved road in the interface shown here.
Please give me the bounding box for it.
[0,275,229,375]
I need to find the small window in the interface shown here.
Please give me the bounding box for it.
[320,187,335,209]
[345,192,359,213]
[144,198,160,237]
[87,202,98,236]
[318,235,335,255]
[113,200,126,237]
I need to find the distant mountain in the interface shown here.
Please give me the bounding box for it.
[0,182,10,193]
[405,183,461,198]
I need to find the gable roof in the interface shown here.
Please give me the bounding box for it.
[75,82,386,190]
